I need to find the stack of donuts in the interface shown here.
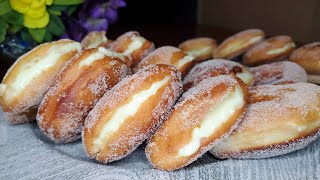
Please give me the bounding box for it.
[0,29,319,171]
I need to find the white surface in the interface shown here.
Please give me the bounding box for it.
[0,110,319,180]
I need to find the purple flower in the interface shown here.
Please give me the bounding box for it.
[110,0,126,9]
[105,7,118,23]
[82,18,109,32]
[60,0,126,41]
[61,12,88,41]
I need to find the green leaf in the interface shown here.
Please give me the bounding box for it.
[44,31,53,42]
[8,24,23,34]
[28,28,46,43]
[47,14,65,36]
[67,5,78,15]
[0,19,9,43]
[2,11,23,25]
[53,0,84,5]
[47,5,69,16]
[20,29,34,42]
[0,0,12,16]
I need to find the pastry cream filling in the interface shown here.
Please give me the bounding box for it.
[223,36,263,54]
[177,55,194,68]
[122,36,145,56]
[78,52,106,68]
[98,47,126,62]
[93,76,170,150]
[79,48,126,68]
[187,46,211,57]
[2,42,81,103]
[236,71,254,85]
[266,43,295,55]
[177,85,244,157]
[0,84,6,96]
[246,36,263,45]
[86,37,108,49]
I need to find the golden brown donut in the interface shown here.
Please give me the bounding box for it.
[183,59,253,91]
[135,46,195,76]
[83,64,182,163]
[250,61,307,86]
[179,37,217,62]
[146,75,248,171]
[99,39,114,49]
[289,42,320,74]
[243,35,296,65]
[109,31,155,67]
[37,47,128,143]
[214,29,265,59]
[0,39,81,124]
[81,31,108,49]
[210,83,320,159]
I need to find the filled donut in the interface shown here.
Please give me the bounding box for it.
[83,64,183,163]
[210,83,320,159]
[179,37,217,62]
[243,35,295,65]
[183,59,253,91]
[135,46,195,76]
[109,31,155,67]
[214,29,265,59]
[146,75,248,171]
[250,61,307,86]
[37,47,128,143]
[0,39,81,124]
[81,31,108,49]
[289,42,320,74]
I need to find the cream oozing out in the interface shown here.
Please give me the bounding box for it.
[236,70,254,85]
[177,55,194,69]
[78,48,125,68]
[93,76,170,150]
[122,36,146,56]
[186,46,212,57]
[1,42,81,103]
[177,85,244,157]
[266,43,295,55]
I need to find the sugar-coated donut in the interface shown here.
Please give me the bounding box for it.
[179,37,217,62]
[37,47,128,143]
[183,59,253,91]
[0,39,81,124]
[81,31,108,49]
[250,61,307,86]
[210,83,320,159]
[289,42,320,74]
[243,35,295,65]
[110,31,155,67]
[135,46,195,76]
[99,39,114,49]
[214,29,265,59]
[146,75,248,171]
[83,64,182,163]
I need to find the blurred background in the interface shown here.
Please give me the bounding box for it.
[111,0,320,44]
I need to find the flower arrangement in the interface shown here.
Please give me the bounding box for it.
[0,0,126,44]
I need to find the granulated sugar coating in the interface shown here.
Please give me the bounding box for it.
[83,64,183,164]
[135,46,195,76]
[250,61,307,86]
[183,59,252,91]
[146,75,248,171]
[0,39,81,124]
[211,83,320,159]
[37,48,128,143]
